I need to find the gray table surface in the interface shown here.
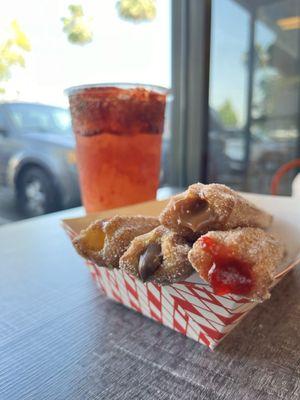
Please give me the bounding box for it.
[0,207,299,400]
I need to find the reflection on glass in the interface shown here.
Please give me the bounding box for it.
[0,0,171,224]
[248,0,300,194]
[208,0,300,195]
[208,0,250,189]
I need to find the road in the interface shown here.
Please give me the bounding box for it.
[0,187,24,225]
[0,186,183,227]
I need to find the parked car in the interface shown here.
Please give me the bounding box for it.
[0,102,81,217]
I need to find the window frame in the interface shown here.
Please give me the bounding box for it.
[170,0,211,187]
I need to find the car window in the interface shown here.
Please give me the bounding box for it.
[52,109,71,131]
[8,104,72,135]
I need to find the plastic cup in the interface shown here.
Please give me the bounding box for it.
[66,83,169,212]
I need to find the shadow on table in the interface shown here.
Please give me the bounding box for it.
[217,269,300,363]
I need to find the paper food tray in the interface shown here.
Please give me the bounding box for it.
[62,193,300,349]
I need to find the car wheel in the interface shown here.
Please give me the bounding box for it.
[16,167,60,217]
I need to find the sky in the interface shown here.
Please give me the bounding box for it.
[210,0,275,126]
[1,0,276,124]
[0,0,171,106]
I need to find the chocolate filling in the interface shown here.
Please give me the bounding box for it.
[176,198,216,232]
[138,243,162,281]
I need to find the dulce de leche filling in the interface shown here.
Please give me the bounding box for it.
[174,196,216,233]
[69,87,167,136]
[200,236,254,296]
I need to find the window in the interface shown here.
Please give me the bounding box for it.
[207,0,300,194]
[0,0,171,222]
[208,0,250,189]
[0,1,171,104]
[2,0,299,224]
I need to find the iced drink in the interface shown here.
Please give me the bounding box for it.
[67,84,167,212]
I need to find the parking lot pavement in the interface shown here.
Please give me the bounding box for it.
[0,187,24,226]
[0,186,183,227]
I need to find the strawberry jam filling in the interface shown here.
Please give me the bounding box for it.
[200,236,254,296]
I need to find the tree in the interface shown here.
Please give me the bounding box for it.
[62,5,93,45]
[218,99,238,127]
[116,0,156,23]
[0,20,31,93]
[243,43,270,70]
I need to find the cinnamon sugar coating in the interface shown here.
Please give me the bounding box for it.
[119,226,193,285]
[188,227,285,301]
[160,183,273,239]
[73,215,159,268]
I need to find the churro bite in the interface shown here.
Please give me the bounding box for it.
[160,183,272,239]
[73,215,159,268]
[119,226,193,285]
[188,227,285,301]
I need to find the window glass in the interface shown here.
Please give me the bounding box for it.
[0,0,171,223]
[208,0,300,195]
[248,0,300,194]
[208,0,250,189]
[0,0,171,104]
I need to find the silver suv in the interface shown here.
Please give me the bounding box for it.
[0,102,81,217]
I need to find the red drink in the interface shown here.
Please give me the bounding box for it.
[67,84,168,212]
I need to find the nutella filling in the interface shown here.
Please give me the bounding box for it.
[176,198,216,232]
[138,243,162,281]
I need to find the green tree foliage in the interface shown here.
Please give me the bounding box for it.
[257,74,300,117]
[62,4,93,45]
[0,20,31,92]
[243,43,270,69]
[116,0,156,22]
[218,99,238,127]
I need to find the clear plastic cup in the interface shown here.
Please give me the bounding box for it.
[66,83,169,212]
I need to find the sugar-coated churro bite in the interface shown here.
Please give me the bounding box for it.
[72,183,286,299]
[73,215,159,268]
[159,183,272,239]
[119,226,193,285]
[188,227,285,301]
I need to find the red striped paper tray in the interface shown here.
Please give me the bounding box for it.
[62,193,300,349]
